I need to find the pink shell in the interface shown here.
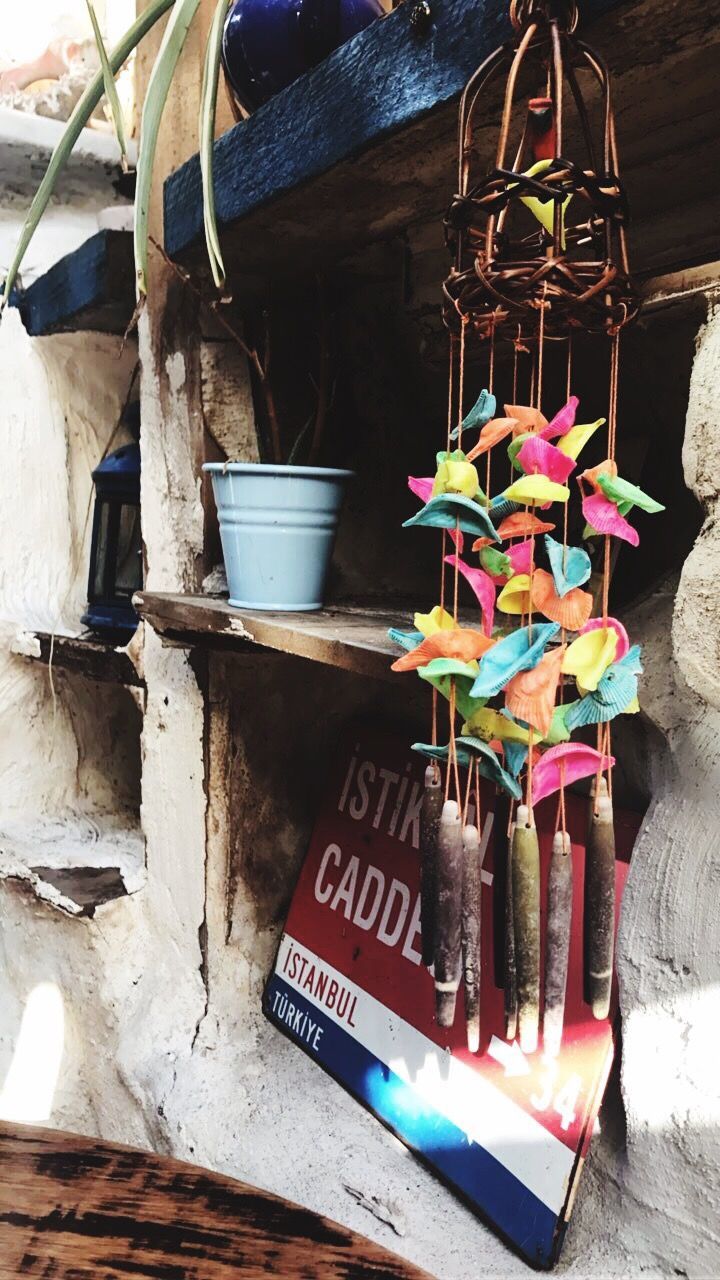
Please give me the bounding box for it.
[532,743,616,806]
[541,396,579,441]
[409,476,463,551]
[517,436,576,484]
[408,476,434,503]
[579,616,630,662]
[583,492,640,547]
[506,539,534,576]
[444,555,495,637]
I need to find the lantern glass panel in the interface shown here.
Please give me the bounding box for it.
[115,503,142,598]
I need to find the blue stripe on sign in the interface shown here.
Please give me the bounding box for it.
[264,974,561,1268]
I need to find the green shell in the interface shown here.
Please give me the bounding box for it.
[596,473,664,514]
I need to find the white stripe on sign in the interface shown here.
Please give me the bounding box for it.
[277,933,574,1215]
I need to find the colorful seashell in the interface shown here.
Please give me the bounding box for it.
[420,671,486,722]
[531,568,593,630]
[412,738,522,799]
[596,473,665,514]
[579,616,629,662]
[516,436,576,484]
[466,418,520,460]
[489,494,523,524]
[507,431,534,473]
[414,605,454,637]
[564,645,642,727]
[504,403,548,434]
[444,555,496,636]
[417,658,480,681]
[505,644,565,737]
[556,418,605,460]
[450,388,496,439]
[563,627,618,691]
[498,512,555,540]
[392,627,495,672]
[541,396,579,441]
[470,622,560,698]
[506,540,534,576]
[497,574,534,615]
[388,627,425,652]
[580,458,617,491]
[503,475,571,505]
[582,492,639,546]
[462,707,531,745]
[471,536,495,552]
[408,476,434,504]
[503,741,529,778]
[532,743,616,805]
[479,546,512,581]
[544,534,592,598]
[432,450,481,499]
[403,494,500,541]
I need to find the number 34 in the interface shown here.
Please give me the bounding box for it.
[530,1061,583,1131]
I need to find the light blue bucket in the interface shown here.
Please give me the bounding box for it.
[204,462,353,611]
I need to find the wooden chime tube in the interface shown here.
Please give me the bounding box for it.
[511,805,540,1055]
[543,830,573,1058]
[420,766,443,967]
[585,777,616,1020]
[462,823,483,1053]
[503,817,518,1043]
[434,799,463,1027]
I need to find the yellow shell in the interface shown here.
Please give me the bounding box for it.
[563,628,618,692]
[497,574,533,615]
[503,475,570,505]
[556,418,605,460]
[414,605,454,637]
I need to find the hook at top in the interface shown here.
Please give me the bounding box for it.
[509,0,579,34]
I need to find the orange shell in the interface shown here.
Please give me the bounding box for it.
[504,403,548,434]
[580,458,618,491]
[391,627,495,672]
[465,418,519,461]
[531,568,593,631]
[497,513,555,540]
[471,536,495,552]
[505,644,565,737]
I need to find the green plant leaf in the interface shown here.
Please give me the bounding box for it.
[200,0,231,289]
[135,0,202,297]
[85,0,130,172]
[0,0,174,312]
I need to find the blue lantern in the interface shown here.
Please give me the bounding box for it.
[82,443,142,639]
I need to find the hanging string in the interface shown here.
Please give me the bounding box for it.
[566,331,573,402]
[485,320,497,502]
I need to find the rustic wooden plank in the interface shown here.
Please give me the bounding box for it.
[14,231,135,336]
[0,1122,430,1279]
[164,0,628,262]
[135,592,413,681]
[14,630,144,688]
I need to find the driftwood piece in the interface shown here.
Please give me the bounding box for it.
[585,778,616,1019]
[511,805,541,1055]
[420,766,443,967]
[434,799,463,1027]
[461,823,483,1052]
[0,1122,430,1279]
[543,830,573,1058]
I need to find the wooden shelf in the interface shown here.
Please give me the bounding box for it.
[13,230,135,336]
[12,628,144,688]
[163,0,720,286]
[134,592,425,682]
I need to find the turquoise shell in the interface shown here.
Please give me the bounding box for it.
[403,494,500,542]
[388,627,424,651]
[470,622,560,698]
[450,388,496,440]
[544,535,592,598]
[412,737,522,799]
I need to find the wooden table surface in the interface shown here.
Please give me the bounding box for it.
[0,1122,431,1279]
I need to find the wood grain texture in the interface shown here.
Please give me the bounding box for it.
[0,1122,430,1278]
[164,0,627,258]
[15,631,144,688]
[14,232,135,337]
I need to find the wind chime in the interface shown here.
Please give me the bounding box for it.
[391,0,662,1056]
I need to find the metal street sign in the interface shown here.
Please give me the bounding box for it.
[265,727,639,1269]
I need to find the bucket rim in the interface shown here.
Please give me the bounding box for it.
[203,462,354,480]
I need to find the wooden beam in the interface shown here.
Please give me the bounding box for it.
[15,231,135,336]
[0,1122,431,1278]
[13,630,144,688]
[164,0,630,264]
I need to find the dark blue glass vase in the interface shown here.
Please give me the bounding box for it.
[222,0,384,115]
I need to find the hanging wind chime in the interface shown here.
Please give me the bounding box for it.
[391,0,661,1056]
